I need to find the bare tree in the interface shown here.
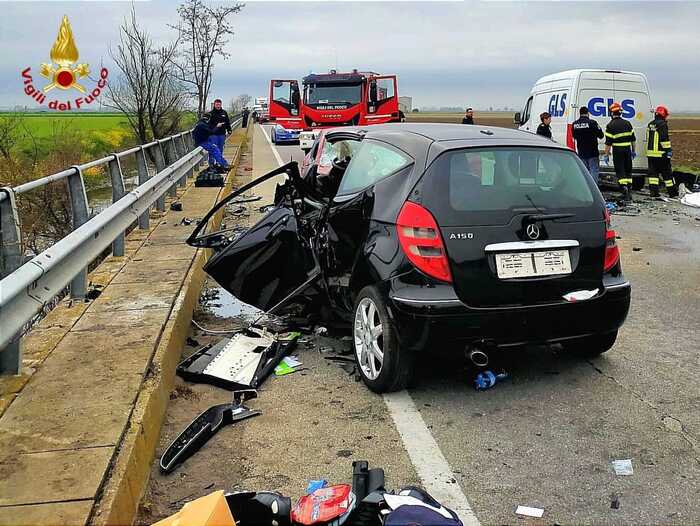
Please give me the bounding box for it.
[105,8,187,143]
[171,0,244,117]
[230,93,251,114]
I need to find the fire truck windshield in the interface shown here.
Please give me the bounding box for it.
[305,83,362,106]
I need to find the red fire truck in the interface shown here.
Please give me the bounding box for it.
[268,70,400,149]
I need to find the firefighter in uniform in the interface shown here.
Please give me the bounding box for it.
[603,102,636,202]
[645,105,677,198]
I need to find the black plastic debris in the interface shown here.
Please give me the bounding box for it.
[195,168,225,187]
[159,390,260,474]
[170,202,183,211]
[177,328,299,390]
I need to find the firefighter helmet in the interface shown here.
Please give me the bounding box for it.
[609,102,622,114]
[655,105,669,119]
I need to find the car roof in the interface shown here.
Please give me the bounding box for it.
[326,122,559,144]
[324,123,569,164]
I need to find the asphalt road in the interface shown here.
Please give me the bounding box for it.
[140,124,700,525]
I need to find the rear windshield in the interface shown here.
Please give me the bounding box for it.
[422,147,599,225]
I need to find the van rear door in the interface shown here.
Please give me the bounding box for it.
[576,71,652,169]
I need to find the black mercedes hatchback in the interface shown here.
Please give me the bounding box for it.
[188,123,631,393]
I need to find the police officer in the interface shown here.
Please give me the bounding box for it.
[209,99,232,153]
[603,102,636,202]
[536,112,552,139]
[645,105,677,198]
[572,106,604,182]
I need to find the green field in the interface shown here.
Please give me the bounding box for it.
[3,112,130,136]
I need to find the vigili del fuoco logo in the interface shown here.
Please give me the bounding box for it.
[20,15,109,111]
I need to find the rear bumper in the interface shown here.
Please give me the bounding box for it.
[387,275,631,350]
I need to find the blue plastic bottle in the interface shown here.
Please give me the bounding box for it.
[474,370,509,391]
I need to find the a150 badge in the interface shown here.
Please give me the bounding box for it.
[20,15,109,111]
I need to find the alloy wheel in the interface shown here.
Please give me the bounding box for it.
[354,297,384,380]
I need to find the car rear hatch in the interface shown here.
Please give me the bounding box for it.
[418,146,605,308]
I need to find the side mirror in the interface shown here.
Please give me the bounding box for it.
[513,112,521,125]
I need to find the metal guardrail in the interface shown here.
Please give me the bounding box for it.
[0,117,242,374]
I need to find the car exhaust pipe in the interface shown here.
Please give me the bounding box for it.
[468,348,489,368]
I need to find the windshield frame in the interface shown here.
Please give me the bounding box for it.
[304,82,363,107]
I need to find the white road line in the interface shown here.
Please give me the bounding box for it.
[384,391,481,526]
[260,124,284,167]
[258,125,479,524]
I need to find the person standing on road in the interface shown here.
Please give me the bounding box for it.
[210,99,232,155]
[645,105,678,198]
[536,112,552,139]
[193,113,229,171]
[572,106,604,183]
[462,108,474,124]
[603,102,636,202]
[242,107,250,128]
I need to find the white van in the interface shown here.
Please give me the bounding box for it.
[514,69,654,173]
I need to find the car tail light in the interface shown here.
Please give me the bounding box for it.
[566,123,576,151]
[603,208,620,272]
[396,201,452,283]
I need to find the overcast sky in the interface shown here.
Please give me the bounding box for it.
[2,1,699,111]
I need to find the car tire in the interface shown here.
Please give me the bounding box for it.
[567,330,618,357]
[352,286,414,393]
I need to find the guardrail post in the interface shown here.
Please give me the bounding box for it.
[175,135,190,187]
[67,166,89,300]
[161,139,178,198]
[151,143,166,212]
[108,155,126,256]
[0,188,24,374]
[136,146,151,229]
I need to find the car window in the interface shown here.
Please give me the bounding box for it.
[336,141,411,195]
[320,139,360,166]
[423,147,598,225]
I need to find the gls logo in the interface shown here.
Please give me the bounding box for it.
[587,98,636,119]
[548,93,567,117]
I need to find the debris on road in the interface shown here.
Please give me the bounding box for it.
[155,460,468,526]
[292,484,355,526]
[314,326,328,336]
[159,390,260,474]
[274,355,303,376]
[611,494,621,509]
[194,168,225,187]
[170,202,183,211]
[612,459,634,476]
[305,479,328,494]
[515,505,545,518]
[681,192,700,208]
[474,370,509,391]
[177,328,299,390]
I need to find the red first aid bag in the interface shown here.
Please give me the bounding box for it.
[291,484,356,526]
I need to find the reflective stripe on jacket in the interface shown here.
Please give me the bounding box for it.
[605,117,635,148]
[646,116,672,158]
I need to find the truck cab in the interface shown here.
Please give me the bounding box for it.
[514,69,654,174]
[270,70,400,151]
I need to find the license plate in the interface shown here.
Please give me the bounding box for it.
[495,250,572,279]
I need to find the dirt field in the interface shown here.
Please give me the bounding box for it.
[406,112,700,170]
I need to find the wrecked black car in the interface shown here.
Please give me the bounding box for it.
[188,124,631,393]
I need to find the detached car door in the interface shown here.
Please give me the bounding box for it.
[187,163,320,313]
